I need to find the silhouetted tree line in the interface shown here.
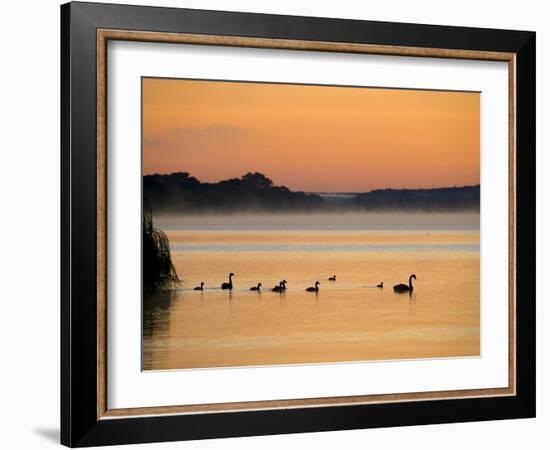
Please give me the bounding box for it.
[143,172,324,212]
[353,185,480,211]
[143,171,480,212]
[143,201,180,291]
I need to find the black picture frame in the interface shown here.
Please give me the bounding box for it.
[61,1,535,447]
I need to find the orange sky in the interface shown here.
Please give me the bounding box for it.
[143,78,479,192]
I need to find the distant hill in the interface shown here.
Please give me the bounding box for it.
[143,172,323,212]
[353,185,480,211]
[143,171,479,212]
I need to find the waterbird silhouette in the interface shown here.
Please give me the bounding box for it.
[221,273,234,290]
[306,281,320,292]
[393,274,416,293]
[328,275,336,281]
[376,282,384,288]
[272,281,286,292]
[250,283,262,291]
[193,282,205,291]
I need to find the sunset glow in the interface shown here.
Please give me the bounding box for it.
[143,78,480,192]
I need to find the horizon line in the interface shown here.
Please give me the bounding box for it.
[143,170,480,194]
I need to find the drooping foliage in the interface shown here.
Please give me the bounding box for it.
[143,201,180,291]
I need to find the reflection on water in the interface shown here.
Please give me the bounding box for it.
[143,214,480,371]
[142,290,174,366]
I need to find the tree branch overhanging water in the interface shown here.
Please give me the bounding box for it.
[143,200,180,291]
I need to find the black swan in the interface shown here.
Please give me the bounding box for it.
[376,282,384,288]
[250,283,262,291]
[328,275,336,281]
[221,272,235,290]
[393,274,416,293]
[271,280,287,292]
[193,282,205,291]
[306,281,320,292]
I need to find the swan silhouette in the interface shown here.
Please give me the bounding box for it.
[272,280,287,292]
[376,282,384,288]
[250,283,262,291]
[393,274,416,293]
[306,281,320,292]
[221,273,235,290]
[328,275,336,281]
[193,282,205,291]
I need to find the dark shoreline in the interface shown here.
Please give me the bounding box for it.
[144,171,480,213]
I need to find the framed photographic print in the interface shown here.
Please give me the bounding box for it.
[61,2,536,447]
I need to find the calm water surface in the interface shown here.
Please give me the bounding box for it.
[143,213,480,370]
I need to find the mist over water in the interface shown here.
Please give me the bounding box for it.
[143,211,480,370]
[154,211,480,231]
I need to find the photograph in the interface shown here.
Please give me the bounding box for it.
[57,2,537,446]
[141,77,481,371]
